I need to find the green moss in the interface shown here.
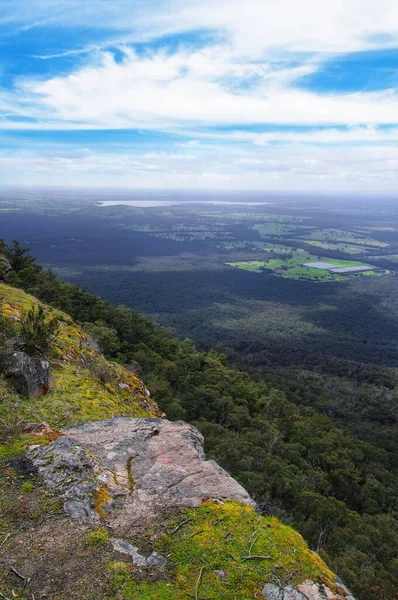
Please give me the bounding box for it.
[0,284,161,457]
[108,561,133,589]
[86,528,109,546]
[20,481,34,492]
[126,457,135,492]
[111,501,335,600]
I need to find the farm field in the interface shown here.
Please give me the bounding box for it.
[226,253,379,281]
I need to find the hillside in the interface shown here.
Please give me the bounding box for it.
[0,281,351,599]
[0,242,397,599]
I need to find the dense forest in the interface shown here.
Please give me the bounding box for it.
[1,239,397,600]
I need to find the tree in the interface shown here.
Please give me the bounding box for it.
[4,240,35,272]
[16,304,59,358]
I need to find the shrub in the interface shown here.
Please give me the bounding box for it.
[16,304,59,358]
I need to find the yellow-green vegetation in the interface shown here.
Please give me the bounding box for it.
[92,487,112,518]
[86,527,109,546]
[0,283,161,461]
[110,502,335,600]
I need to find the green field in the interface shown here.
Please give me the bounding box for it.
[299,228,389,248]
[226,254,380,281]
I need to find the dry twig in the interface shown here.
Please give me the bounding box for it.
[0,532,16,550]
[171,518,193,534]
[194,565,206,600]
[240,555,272,561]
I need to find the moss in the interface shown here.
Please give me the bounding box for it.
[86,528,109,546]
[20,481,34,492]
[92,487,111,519]
[111,501,335,600]
[108,561,133,589]
[0,284,162,453]
[126,457,135,492]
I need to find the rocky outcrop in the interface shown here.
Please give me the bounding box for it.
[0,254,12,283]
[28,417,252,525]
[262,581,356,600]
[0,351,49,396]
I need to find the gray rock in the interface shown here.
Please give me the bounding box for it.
[27,437,101,524]
[110,538,147,566]
[214,569,227,582]
[86,336,101,353]
[0,255,12,283]
[261,582,351,600]
[0,351,49,397]
[28,417,253,527]
[296,580,353,600]
[334,577,356,600]
[110,538,167,567]
[146,552,167,567]
[283,587,306,600]
[262,584,283,600]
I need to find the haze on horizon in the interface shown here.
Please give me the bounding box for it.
[1,1,398,193]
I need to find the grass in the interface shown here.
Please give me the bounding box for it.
[109,502,336,600]
[0,284,161,462]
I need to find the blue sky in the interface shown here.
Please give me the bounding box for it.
[1,0,398,191]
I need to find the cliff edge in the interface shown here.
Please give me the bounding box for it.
[0,283,355,599]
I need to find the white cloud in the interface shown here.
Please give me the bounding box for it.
[2,47,397,131]
[5,0,398,55]
[2,0,398,191]
[2,142,398,193]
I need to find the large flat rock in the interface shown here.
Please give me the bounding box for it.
[28,417,252,525]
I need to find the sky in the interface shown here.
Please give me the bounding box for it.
[1,0,398,192]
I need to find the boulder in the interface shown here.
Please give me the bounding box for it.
[0,255,12,283]
[0,351,49,397]
[262,581,354,600]
[28,417,253,525]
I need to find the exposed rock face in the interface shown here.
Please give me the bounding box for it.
[0,255,12,283]
[28,417,253,525]
[0,351,49,396]
[262,581,355,600]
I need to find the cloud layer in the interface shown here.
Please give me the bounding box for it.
[1,0,398,190]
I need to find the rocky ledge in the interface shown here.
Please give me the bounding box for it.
[27,417,252,525]
[27,417,356,600]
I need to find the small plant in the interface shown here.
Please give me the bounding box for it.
[16,304,59,358]
[21,481,34,492]
[86,527,109,546]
